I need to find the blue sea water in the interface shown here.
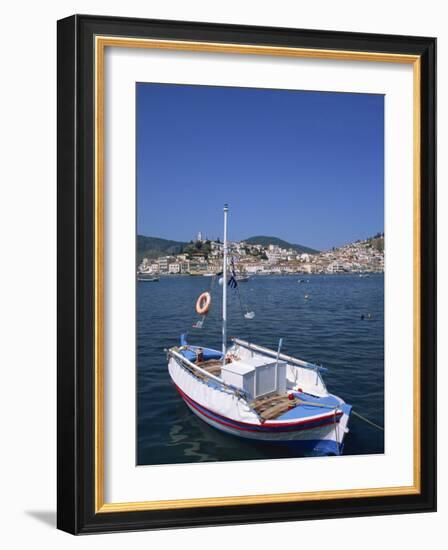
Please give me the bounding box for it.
[137,274,384,465]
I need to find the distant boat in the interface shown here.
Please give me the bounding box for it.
[202,273,215,277]
[218,274,250,285]
[138,274,159,282]
[167,205,352,456]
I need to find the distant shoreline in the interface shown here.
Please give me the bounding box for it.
[137,272,384,278]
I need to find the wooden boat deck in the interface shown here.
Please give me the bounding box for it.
[251,393,297,421]
[196,359,223,376]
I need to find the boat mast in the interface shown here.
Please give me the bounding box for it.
[222,204,228,363]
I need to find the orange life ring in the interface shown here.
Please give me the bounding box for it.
[196,292,211,315]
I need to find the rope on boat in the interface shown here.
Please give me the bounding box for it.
[294,398,384,432]
[352,410,384,431]
[235,281,247,318]
[228,257,255,341]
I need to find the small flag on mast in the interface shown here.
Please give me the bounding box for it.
[228,275,238,289]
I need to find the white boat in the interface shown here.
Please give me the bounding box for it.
[138,273,160,282]
[167,205,351,456]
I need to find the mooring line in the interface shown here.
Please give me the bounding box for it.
[352,410,384,431]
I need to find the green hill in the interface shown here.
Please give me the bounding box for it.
[137,234,319,263]
[137,235,187,261]
[365,233,384,252]
[244,236,319,254]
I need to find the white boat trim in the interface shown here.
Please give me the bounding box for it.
[232,338,322,370]
[168,348,248,399]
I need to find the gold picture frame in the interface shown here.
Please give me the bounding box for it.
[58,15,436,534]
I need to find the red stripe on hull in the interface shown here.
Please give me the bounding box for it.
[172,381,342,433]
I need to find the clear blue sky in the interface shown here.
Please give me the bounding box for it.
[136,83,384,251]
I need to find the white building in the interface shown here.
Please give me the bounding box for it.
[266,250,283,263]
[168,262,181,274]
[211,241,223,251]
[181,261,190,274]
[158,256,173,272]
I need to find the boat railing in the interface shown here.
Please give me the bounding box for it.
[231,338,328,373]
[168,348,249,400]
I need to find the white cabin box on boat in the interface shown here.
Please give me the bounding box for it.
[221,356,287,400]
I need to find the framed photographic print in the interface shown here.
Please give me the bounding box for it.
[57,15,436,534]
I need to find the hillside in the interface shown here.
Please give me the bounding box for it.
[244,236,319,254]
[137,233,319,263]
[367,233,384,252]
[349,232,384,253]
[137,235,187,261]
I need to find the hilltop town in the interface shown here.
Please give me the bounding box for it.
[138,231,384,276]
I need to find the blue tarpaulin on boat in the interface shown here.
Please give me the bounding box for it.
[277,393,341,420]
[179,334,223,363]
[180,333,188,346]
